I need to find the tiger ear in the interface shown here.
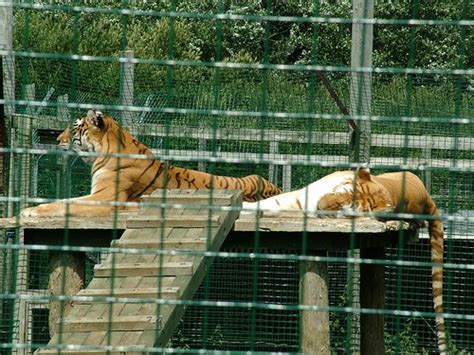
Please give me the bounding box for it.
[86,110,105,130]
[357,167,371,181]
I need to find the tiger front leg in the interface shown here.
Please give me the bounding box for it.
[20,194,126,217]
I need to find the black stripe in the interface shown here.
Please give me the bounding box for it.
[131,162,165,198]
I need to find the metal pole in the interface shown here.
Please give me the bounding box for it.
[349,1,374,353]
[120,50,134,124]
[0,0,14,117]
[1,0,15,217]
[350,0,374,164]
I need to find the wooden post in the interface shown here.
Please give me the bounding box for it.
[300,256,330,354]
[360,247,385,355]
[48,251,85,337]
[120,50,134,123]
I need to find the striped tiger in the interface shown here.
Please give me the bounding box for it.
[21,110,282,217]
[243,168,446,354]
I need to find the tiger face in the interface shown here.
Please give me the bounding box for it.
[57,110,107,164]
[317,168,394,213]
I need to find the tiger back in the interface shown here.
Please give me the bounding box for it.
[21,110,282,217]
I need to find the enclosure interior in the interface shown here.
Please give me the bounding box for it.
[0,2,473,354]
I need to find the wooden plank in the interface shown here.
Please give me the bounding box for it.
[22,141,473,179]
[74,302,107,322]
[29,116,473,151]
[96,302,127,319]
[63,327,92,346]
[140,149,473,169]
[112,276,143,289]
[0,215,131,229]
[83,330,107,346]
[105,250,148,265]
[118,303,143,318]
[58,315,159,332]
[137,329,161,350]
[155,194,242,346]
[114,236,207,250]
[117,330,146,346]
[77,286,180,299]
[38,190,242,352]
[126,214,221,229]
[234,216,413,233]
[67,303,92,318]
[89,276,175,291]
[93,261,194,277]
[106,330,125,346]
[120,227,173,242]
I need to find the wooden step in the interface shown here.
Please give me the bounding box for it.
[141,189,239,206]
[126,214,221,229]
[77,286,180,300]
[57,315,159,332]
[112,237,207,249]
[94,262,193,277]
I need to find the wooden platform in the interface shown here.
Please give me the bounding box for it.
[32,189,242,354]
[0,190,423,354]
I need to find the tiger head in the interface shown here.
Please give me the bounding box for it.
[57,110,114,164]
[317,168,395,214]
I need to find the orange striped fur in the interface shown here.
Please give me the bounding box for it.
[329,169,446,355]
[244,168,446,354]
[21,110,282,217]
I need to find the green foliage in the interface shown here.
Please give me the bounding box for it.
[13,1,470,97]
[374,1,471,70]
[384,319,428,354]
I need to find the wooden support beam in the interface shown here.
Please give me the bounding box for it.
[300,256,330,354]
[360,247,385,354]
[48,251,85,337]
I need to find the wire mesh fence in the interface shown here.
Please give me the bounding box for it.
[0,0,473,354]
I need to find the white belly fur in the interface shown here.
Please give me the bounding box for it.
[242,171,356,213]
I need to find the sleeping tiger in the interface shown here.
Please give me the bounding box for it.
[21,110,282,217]
[242,168,446,354]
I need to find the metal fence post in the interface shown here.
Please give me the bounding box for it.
[350,0,374,352]
[120,50,134,124]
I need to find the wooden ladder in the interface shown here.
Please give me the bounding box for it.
[36,189,242,354]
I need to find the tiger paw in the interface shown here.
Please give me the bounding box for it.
[20,204,63,218]
[20,206,43,218]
